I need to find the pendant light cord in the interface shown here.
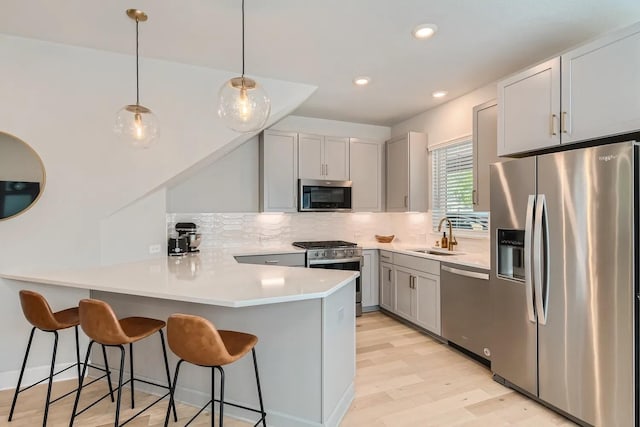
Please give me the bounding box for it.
[135,17,140,105]
[241,0,245,79]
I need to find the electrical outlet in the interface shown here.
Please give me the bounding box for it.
[149,244,161,254]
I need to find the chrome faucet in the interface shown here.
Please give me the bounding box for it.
[437,217,457,251]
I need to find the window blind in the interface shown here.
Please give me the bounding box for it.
[431,140,489,231]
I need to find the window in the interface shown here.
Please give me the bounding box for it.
[431,139,488,231]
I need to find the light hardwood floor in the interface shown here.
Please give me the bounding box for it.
[0,312,576,426]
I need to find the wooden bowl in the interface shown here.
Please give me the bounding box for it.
[375,234,395,243]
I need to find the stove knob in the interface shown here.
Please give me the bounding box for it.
[346,249,353,257]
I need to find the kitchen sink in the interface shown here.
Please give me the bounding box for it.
[410,249,464,256]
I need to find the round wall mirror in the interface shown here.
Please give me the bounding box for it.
[0,132,45,220]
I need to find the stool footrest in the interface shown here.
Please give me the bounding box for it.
[184,398,267,427]
[74,376,171,418]
[13,361,106,396]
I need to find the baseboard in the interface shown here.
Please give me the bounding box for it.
[324,382,354,427]
[362,305,379,313]
[0,362,78,391]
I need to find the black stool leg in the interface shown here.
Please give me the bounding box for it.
[252,348,267,427]
[42,331,59,426]
[74,326,81,383]
[164,359,183,427]
[8,327,36,421]
[211,367,215,427]
[114,344,126,427]
[129,342,135,409]
[159,330,177,421]
[101,345,115,402]
[70,340,94,427]
[216,366,225,427]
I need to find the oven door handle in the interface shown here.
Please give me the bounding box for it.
[308,256,363,266]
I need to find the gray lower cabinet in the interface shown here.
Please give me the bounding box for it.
[379,261,394,311]
[361,250,379,309]
[394,265,441,335]
[440,263,491,359]
[234,252,306,267]
[379,251,441,336]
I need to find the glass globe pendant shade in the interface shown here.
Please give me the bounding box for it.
[218,77,271,133]
[114,104,159,148]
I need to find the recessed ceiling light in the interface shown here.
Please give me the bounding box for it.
[353,76,371,86]
[432,90,448,98]
[412,24,438,40]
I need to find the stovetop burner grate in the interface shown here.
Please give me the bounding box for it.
[292,240,358,249]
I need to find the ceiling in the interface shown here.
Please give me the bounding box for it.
[2,1,640,126]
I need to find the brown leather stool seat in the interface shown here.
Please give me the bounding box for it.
[164,314,266,427]
[8,290,114,427]
[69,299,177,427]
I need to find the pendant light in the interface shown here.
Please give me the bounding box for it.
[114,9,159,148]
[218,0,271,133]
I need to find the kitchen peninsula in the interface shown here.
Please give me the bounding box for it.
[1,248,358,427]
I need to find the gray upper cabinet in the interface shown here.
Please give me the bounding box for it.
[498,57,561,156]
[473,99,500,212]
[298,133,350,181]
[259,130,298,212]
[385,132,428,212]
[561,22,640,144]
[350,138,383,212]
[498,21,640,157]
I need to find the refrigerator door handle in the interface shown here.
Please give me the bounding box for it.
[534,194,549,325]
[524,194,536,323]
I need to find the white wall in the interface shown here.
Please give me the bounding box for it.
[167,117,392,213]
[391,84,497,146]
[166,136,260,213]
[0,34,315,388]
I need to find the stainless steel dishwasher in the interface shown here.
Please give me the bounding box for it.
[441,263,491,360]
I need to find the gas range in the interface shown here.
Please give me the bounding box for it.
[292,240,363,316]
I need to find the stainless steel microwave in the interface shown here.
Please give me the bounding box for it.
[298,179,352,212]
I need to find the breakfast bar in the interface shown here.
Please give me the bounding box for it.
[1,249,358,427]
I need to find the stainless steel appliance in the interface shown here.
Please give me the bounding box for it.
[440,263,491,361]
[292,240,363,316]
[490,141,638,426]
[298,179,352,212]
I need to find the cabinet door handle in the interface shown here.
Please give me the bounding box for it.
[472,189,477,205]
[550,114,557,136]
[388,269,392,281]
[404,196,408,208]
[561,112,568,133]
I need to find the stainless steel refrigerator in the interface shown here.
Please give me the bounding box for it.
[490,141,637,427]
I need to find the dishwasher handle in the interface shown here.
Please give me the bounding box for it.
[442,265,489,281]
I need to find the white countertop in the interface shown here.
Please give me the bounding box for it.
[358,241,490,270]
[0,241,489,308]
[0,247,357,308]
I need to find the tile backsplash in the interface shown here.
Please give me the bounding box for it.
[167,212,489,253]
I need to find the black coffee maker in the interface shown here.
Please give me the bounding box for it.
[168,222,201,256]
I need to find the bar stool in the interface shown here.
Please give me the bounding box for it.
[164,313,266,427]
[8,290,114,426]
[69,298,177,426]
